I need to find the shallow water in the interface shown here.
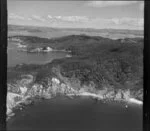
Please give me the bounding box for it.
[7,96,143,131]
[7,41,68,67]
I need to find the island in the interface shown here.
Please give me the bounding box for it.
[7,34,143,120]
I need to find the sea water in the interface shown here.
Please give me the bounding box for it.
[7,96,142,131]
[7,41,68,67]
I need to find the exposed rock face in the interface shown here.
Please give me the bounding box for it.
[43,47,53,52]
[7,76,79,119]
[7,92,22,117]
[27,47,53,53]
[7,74,143,120]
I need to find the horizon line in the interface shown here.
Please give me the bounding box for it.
[8,24,144,31]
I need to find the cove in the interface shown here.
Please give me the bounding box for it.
[7,96,143,131]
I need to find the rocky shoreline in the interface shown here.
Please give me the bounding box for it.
[7,76,143,121]
[17,43,71,53]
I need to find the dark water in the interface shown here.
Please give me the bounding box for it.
[7,41,68,67]
[7,96,142,131]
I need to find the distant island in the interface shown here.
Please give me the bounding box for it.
[8,24,143,39]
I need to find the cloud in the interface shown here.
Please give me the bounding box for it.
[86,1,138,8]
[47,15,53,19]
[110,17,144,27]
[8,13,143,30]
[8,13,89,24]
[8,13,32,21]
[26,17,32,21]
[31,15,46,22]
[47,15,89,23]
[9,13,26,20]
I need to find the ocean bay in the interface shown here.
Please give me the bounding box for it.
[7,96,142,131]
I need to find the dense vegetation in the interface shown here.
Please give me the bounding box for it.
[8,35,143,91]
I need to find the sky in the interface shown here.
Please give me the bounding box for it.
[8,0,144,30]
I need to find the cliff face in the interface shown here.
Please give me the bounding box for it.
[7,73,143,120]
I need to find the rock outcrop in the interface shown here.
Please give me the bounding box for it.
[7,74,143,120]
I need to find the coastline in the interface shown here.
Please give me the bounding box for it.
[7,87,143,121]
[67,92,143,105]
[7,34,143,122]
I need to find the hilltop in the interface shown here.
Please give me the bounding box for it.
[8,24,144,39]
